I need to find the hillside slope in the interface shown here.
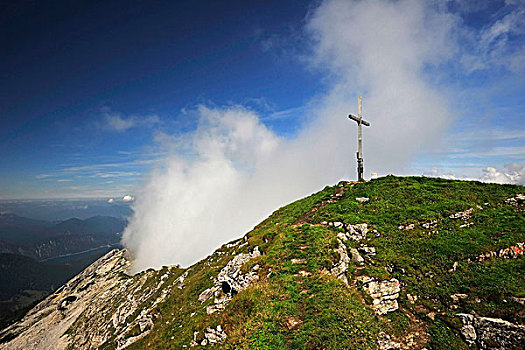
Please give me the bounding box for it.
[1,176,524,349]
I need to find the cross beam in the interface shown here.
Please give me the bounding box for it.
[347,96,370,182]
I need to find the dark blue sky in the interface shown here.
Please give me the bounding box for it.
[1,0,524,198]
[1,0,323,197]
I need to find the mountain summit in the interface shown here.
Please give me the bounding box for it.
[1,176,524,349]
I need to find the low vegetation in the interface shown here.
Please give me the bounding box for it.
[3,176,523,349]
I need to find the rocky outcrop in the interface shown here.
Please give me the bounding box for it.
[191,325,227,347]
[458,313,525,349]
[336,223,368,242]
[358,277,400,315]
[330,240,351,284]
[467,242,524,263]
[505,194,525,207]
[377,331,401,350]
[449,208,474,227]
[0,249,183,350]
[358,245,376,259]
[199,247,261,314]
[349,248,364,265]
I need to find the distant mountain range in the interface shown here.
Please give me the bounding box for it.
[0,213,126,261]
[0,198,133,222]
[0,213,128,330]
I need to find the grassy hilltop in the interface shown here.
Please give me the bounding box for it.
[2,176,524,349]
[123,176,524,349]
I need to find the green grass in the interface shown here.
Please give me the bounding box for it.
[61,176,523,349]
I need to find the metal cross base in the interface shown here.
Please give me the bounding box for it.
[357,156,364,182]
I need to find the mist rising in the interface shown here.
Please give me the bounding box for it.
[122,0,457,272]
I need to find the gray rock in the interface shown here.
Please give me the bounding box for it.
[359,277,401,315]
[358,245,376,258]
[458,313,525,349]
[342,223,368,241]
[377,332,401,350]
[199,247,261,315]
[350,248,364,264]
[203,325,227,344]
[330,239,350,285]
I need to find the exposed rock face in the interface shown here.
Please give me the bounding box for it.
[199,247,261,314]
[377,331,401,350]
[330,239,350,285]
[0,249,182,350]
[358,245,376,259]
[203,325,227,345]
[505,194,525,206]
[349,248,364,264]
[337,223,368,242]
[358,277,400,315]
[449,208,474,227]
[458,313,525,350]
[191,325,227,346]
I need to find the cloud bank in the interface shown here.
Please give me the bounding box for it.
[481,163,525,185]
[122,0,462,271]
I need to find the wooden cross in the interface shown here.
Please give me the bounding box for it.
[348,96,370,182]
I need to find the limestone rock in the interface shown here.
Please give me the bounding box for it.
[450,293,468,303]
[359,277,400,315]
[341,223,368,242]
[358,245,376,258]
[377,332,401,350]
[330,239,350,285]
[458,313,525,349]
[350,248,364,264]
[407,293,418,304]
[505,194,525,206]
[198,247,261,315]
[0,249,181,350]
[191,325,227,347]
[203,325,227,345]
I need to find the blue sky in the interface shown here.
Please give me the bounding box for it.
[1,0,524,199]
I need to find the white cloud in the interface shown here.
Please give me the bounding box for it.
[122,195,134,202]
[449,146,525,158]
[103,109,161,132]
[481,162,525,184]
[422,162,525,185]
[460,2,525,73]
[90,172,140,178]
[122,0,463,271]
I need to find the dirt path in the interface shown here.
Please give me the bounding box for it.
[294,185,349,226]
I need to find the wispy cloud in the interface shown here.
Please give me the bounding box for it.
[90,171,141,178]
[460,2,525,73]
[103,108,162,132]
[63,159,158,173]
[452,129,525,142]
[264,105,306,121]
[449,146,525,158]
[35,174,53,179]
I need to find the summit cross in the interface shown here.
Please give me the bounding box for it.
[348,96,370,182]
